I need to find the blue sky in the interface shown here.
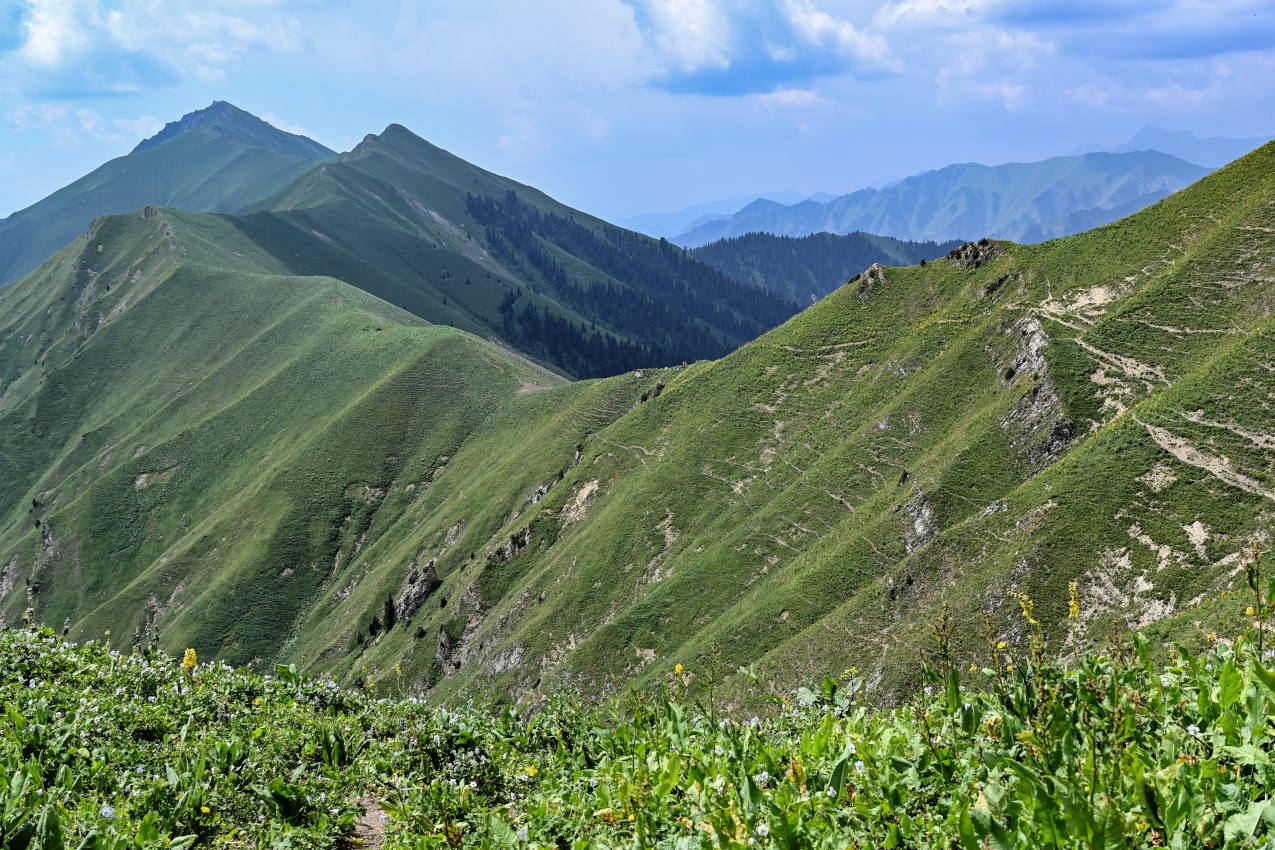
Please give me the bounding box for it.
[1,0,1273,220]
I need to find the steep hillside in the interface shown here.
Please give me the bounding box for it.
[0,207,563,666]
[3,143,1272,710]
[271,140,1274,705]
[0,102,333,286]
[692,230,963,305]
[675,150,1209,247]
[230,124,797,377]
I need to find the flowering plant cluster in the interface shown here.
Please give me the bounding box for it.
[5,579,1275,848]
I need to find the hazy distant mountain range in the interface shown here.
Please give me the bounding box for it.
[1109,126,1271,168]
[673,150,1211,247]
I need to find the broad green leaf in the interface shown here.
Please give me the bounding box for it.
[1219,661,1243,709]
[1224,798,1270,841]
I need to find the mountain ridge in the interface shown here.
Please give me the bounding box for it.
[674,149,1210,247]
[0,101,335,287]
[131,100,334,159]
[2,138,1271,707]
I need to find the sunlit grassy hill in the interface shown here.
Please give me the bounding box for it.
[283,139,1275,705]
[1,138,1272,711]
[0,206,562,666]
[229,123,799,378]
[0,102,334,287]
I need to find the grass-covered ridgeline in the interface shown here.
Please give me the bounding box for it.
[7,553,1275,849]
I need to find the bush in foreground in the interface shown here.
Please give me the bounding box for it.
[6,570,1275,849]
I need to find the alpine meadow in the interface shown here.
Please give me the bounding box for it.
[2,3,1275,846]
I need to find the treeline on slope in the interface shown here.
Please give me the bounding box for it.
[692,230,965,304]
[467,191,799,376]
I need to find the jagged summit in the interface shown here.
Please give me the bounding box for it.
[131,100,333,160]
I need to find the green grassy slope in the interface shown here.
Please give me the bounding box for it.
[0,207,562,667]
[692,230,964,305]
[0,102,333,286]
[2,143,1272,710]
[229,124,798,378]
[276,141,1275,706]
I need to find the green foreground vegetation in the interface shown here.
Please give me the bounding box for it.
[7,555,1275,849]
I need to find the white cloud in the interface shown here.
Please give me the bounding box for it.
[497,115,547,156]
[638,0,733,73]
[756,86,825,108]
[873,0,986,29]
[8,0,303,96]
[113,113,163,141]
[18,0,93,67]
[260,111,313,138]
[7,101,125,146]
[933,27,1053,110]
[782,0,897,69]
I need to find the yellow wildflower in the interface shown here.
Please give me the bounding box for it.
[200,805,210,815]
[1068,582,1080,621]
[1247,606,1256,617]
[525,765,538,776]
[254,697,262,706]
[395,663,403,677]
[104,629,111,637]
[674,663,684,675]
[182,648,197,669]
[996,641,1007,650]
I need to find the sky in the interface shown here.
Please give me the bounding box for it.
[1,0,1274,220]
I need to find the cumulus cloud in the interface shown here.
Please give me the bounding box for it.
[3,0,302,98]
[260,112,315,139]
[6,101,162,147]
[621,0,897,95]
[932,27,1052,110]
[755,86,825,108]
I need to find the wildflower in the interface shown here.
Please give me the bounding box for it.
[756,822,770,837]
[1208,632,1217,642]
[1016,592,1037,624]
[104,629,111,637]
[854,760,865,771]
[753,770,770,785]
[517,827,528,840]
[826,787,836,797]
[1247,606,1256,617]
[970,664,978,672]
[1068,582,1080,621]
[200,805,210,814]
[525,765,538,776]
[675,663,684,675]
[254,697,262,706]
[395,663,403,677]
[100,804,115,820]
[996,641,1007,650]
[1187,724,1200,736]
[182,648,197,670]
